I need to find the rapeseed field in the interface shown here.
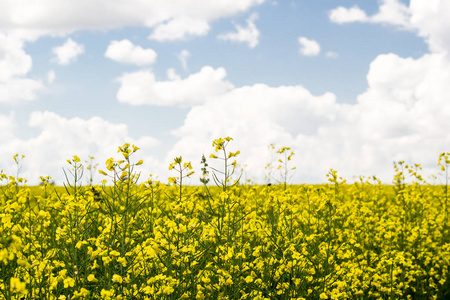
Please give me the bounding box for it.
[0,139,449,299]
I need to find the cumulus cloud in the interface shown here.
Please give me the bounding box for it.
[168,84,353,184]
[52,38,85,65]
[164,51,450,184]
[0,33,43,102]
[356,53,450,140]
[0,33,32,80]
[4,0,450,185]
[149,17,210,41]
[409,0,450,55]
[0,78,43,102]
[105,39,157,66]
[329,0,412,30]
[328,6,369,24]
[5,47,450,184]
[165,1,450,183]
[329,0,450,58]
[0,0,264,102]
[298,37,320,56]
[0,111,160,185]
[110,0,450,183]
[217,13,260,48]
[116,66,234,106]
[0,1,265,41]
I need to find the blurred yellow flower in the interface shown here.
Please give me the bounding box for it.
[87,274,98,282]
[112,274,123,284]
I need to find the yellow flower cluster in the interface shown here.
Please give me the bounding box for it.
[0,146,449,299]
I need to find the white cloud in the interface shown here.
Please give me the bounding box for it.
[168,84,352,184]
[356,53,450,140]
[4,0,450,185]
[329,0,412,30]
[0,1,265,42]
[298,37,320,56]
[0,0,264,101]
[410,0,450,55]
[0,78,43,102]
[149,17,210,41]
[116,66,234,106]
[0,33,44,102]
[177,49,190,71]
[0,33,32,80]
[4,46,450,184]
[329,1,450,58]
[217,13,260,48]
[328,6,369,24]
[52,38,84,65]
[165,46,450,184]
[105,39,157,66]
[166,68,181,81]
[0,111,160,185]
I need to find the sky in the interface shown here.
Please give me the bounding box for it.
[0,0,449,185]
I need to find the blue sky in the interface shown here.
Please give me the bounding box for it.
[0,0,449,185]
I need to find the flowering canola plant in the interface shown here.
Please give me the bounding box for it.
[0,141,449,299]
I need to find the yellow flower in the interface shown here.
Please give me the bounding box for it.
[75,240,83,249]
[136,160,143,166]
[63,277,75,288]
[73,288,89,298]
[59,269,68,278]
[117,257,127,267]
[112,274,123,284]
[163,285,174,295]
[228,150,240,158]
[201,276,210,284]
[87,274,98,282]
[101,289,114,300]
[10,277,26,294]
[102,256,112,265]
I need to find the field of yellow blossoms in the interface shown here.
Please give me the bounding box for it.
[1,139,450,299]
